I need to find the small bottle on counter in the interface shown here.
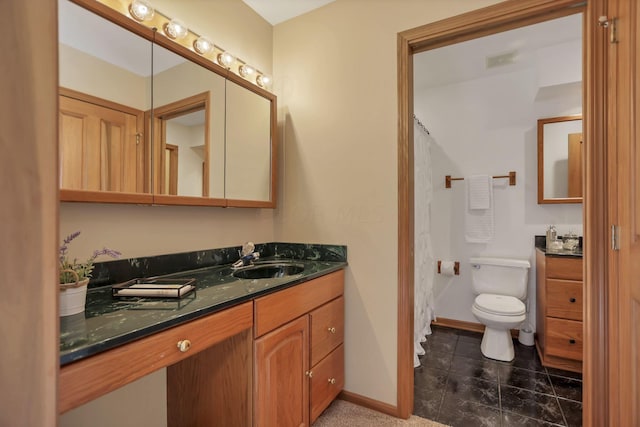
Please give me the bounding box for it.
[546,225,557,249]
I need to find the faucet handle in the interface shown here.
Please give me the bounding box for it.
[241,242,255,256]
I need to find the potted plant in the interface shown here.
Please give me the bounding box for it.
[59,231,121,316]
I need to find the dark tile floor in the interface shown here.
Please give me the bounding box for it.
[414,325,582,427]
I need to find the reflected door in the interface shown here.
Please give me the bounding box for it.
[59,93,146,192]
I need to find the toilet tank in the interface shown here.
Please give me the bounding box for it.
[469,257,531,299]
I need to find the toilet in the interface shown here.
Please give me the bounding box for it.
[470,257,531,362]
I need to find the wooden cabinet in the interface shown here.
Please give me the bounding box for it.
[535,250,583,372]
[254,270,345,426]
[60,301,254,425]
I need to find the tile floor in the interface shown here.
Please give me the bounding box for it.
[414,325,582,427]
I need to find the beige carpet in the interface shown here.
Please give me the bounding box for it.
[313,400,449,427]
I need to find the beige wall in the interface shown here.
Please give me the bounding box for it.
[273,0,503,404]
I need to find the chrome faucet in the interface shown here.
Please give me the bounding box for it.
[232,242,260,269]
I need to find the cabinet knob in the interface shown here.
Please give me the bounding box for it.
[328,378,336,385]
[177,339,192,352]
[569,297,577,303]
[328,327,336,334]
[569,339,576,344]
[305,370,313,378]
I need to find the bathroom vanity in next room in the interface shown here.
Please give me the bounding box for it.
[535,243,583,373]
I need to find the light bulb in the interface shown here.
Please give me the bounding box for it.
[193,37,214,55]
[256,74,271,88]
[217,52,235,69]
[238,64,255,78]
[129,0,154,22]
[163,19,188,40]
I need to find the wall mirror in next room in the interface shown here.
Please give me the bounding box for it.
[537,115,583,204]
[57,0,276,208]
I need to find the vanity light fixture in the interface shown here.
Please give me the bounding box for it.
[256,74,271,88]
[163,19,188,40]
[238,64,255,78]
[217,52,235,69]
[193,36,214,55]
[129,0,154,22]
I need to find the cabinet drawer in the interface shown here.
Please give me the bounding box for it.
[546,318,583,361]
[310,344,344,423]
[254,270,344,337]
[311,296,344,366]
[60,302,253,413]
[546,256,583,280]
[546,279,583,321]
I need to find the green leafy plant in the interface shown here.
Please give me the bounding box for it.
[59,231,121,284]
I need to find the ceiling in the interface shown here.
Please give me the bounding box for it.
[241,0,336,25]
[413,13,582,92]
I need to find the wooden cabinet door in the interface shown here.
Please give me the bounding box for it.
[254,316,309,427]
[59,94,144,192]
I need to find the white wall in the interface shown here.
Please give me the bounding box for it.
[414,27,583,330]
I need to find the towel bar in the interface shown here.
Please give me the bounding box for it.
[445,171,516,188]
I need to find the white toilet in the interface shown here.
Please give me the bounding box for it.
[470,257,531,362]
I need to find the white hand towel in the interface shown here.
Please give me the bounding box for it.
[468,174,491,210]
[465,175,494,243]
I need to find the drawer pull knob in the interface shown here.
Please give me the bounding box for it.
[305,370,313,378]
[569,339,576,344]
[569,298,577,303]
[328,378,336,385]
[328,327,337,334]
[177,339,192,352]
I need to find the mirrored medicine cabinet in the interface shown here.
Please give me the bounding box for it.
[58,0,276,208]
[537,115,583,204]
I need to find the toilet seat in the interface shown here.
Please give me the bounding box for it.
[473,294,525,316]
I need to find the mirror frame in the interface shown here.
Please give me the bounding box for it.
[60,0,277,208]
[537,114,583,204]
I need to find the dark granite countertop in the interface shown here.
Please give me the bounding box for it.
[534,235,583,258]
[60,243,347,366]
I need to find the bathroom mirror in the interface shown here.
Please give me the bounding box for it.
[58,0,277,207]
[58,0,153,203]
[225,79,274,205]
[151,40,226,206]
[537,115,583,204]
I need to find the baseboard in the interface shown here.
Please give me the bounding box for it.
[431,317,520,338]
[338,390,400,418]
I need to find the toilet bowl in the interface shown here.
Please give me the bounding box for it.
[472,293,526,361]
[470,257,530,362]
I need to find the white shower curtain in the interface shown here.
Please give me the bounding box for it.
[414,120,436,367]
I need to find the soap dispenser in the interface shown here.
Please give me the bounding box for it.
[546,225,557,248]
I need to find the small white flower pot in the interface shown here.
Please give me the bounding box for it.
[59,278,90,317]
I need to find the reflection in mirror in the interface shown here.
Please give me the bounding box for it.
[225,80,272,203]
[537,115,583,204]
[152,41,225,203]
[153,94,208,197]
[58,0,152,199]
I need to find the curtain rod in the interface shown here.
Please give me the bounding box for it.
[413,114,430,135]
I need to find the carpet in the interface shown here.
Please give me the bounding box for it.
[313,400,449,427]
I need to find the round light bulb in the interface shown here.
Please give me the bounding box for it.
[217,52,235,68]
[193,37,214,55]
[239,64,255,78]
[129,0,154,22]
[164,19,188,40]
[256,74,271,88]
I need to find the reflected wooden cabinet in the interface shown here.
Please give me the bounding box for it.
[59,89,149,194]
[535,250,583,373]
[254,271,345,426]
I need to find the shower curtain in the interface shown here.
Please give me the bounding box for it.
[414,120,436,367]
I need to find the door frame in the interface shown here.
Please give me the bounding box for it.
[396,0,609,424]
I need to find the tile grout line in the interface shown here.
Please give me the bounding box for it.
[545,367,570,427]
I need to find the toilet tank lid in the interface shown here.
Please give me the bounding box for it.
[469,257,530,269]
